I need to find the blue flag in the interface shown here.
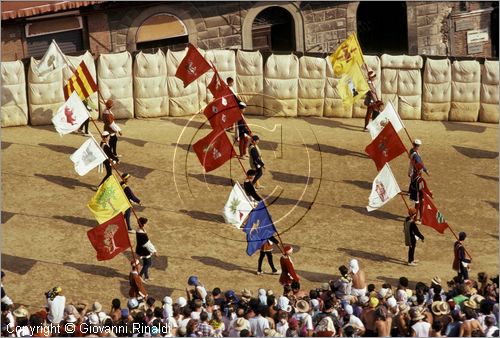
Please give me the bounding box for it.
[243,201,277,256]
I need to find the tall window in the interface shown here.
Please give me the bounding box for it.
[136,13,188,51]
[252,7,295,52]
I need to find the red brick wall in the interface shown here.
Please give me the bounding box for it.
[86,12,112,56]
[1,24,26,61]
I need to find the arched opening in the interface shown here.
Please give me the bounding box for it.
[135,13,189,51]
[252,6,295,52]
[357,2,408,54]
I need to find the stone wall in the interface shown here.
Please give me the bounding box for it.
[414,2,453,55]
[1,23,26,62]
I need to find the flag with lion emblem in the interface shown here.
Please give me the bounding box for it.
[223,182,255,228]
[243,201,277,256]
[87,213,130,261]
[70,138,107,176]
[88,175,131,224]
[52,91,90,136]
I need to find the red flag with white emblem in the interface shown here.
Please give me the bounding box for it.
[365,122,407,171]
[207,69,228,98]
[87,213,130,261]
[421,193,449,234]
[175,43,212,87]
[193,130,236,172]
[203,95,242,130]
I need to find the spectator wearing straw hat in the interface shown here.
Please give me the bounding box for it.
[135,217,157,282]
[279,245,300,290]
[249,135,265,189]
[453,231,472,282]
[99,131,120,186]
[410,307,431,337]
[120,172,141,232]
[403,207,424,266]
[102,98,122,157]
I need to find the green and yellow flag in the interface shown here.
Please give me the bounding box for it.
[329,33,364,76]
[88,175,131,224]
[336,62,369,105]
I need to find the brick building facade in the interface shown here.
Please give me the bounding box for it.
[1,1,498,62]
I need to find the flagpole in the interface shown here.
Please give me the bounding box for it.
[446,223,473,260]
[398,193,411,211]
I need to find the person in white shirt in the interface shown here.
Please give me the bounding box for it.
[410,308,430,337]
[46,287,66,324]
[276,311,289,336]
[485,316,499,337]
[344,304,365,336]
[249,305,269,337]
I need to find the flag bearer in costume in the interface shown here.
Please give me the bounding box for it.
[403,208,425,266]
[279,245,300,292]
[408,168,432,222]
[99,131,119,186]
[408,139,430,178]
[257,236,280,276]
[244,169,263,203]
[227,77,251,159]
[135,217,157,282]
[453,232,471,282]
[129,259,147,300]
[120,173,141,232]
[249,135,265,189]
[102,99,122,157]
[363,71,383,131]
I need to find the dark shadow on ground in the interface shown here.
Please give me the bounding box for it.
[118,162,155,179]
[270,196,313,209]
[122,251,169,271]
[171,143,194,153]
[53,215,96,228]
[303,117,363,132]
[487,233,499,240]
[341,204,405,222]
[376,276,417,289]
[485,201,499,211]
[296,270,337,283]
[2,142,12,150]
[180,209,225,223]
[441,122,486,134]
[306,144,369,158]
[337,248,408,266]
[343,180,372,190]
[189,173,233,187]
[34,173,95,190]
[453,146,498,159]
[475,174,499,182]
[164,118,209,130]
[120,136,148,147]
[119,280,175,300]
[259,140,279,151]
[2,211,16,224]
[191,256,255,275]
[38,143,77,155]
[63,262,127,279]
[270,171,313,185]
[1,254,38,275]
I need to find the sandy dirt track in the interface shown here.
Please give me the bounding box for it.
[1,116,498,312]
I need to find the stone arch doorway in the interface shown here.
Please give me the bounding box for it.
[356,2,408,54]
[242,2,304,52]
[252,6,295,52]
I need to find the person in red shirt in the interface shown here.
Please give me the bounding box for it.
[279,245,300,293]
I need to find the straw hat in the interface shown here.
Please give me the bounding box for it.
[241,288,253,300]
[470,294,485,305]
[234,318,246,331]
[431,301,450,316]
[398,303,410,314]
[463,298,479,310]
[431,276,442,286]
[410,307,425,321]
[13,306,29,318]
[295,300,310,313]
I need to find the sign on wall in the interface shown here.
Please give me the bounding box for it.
[467,29,489,44]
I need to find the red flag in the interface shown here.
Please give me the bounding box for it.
[207,69,228,98]
[421,193,449,234]
[193,130,236,172]
[175,43,211,87]
[365,122,406,171]
[87,213,130,261]
[204,95,242,130]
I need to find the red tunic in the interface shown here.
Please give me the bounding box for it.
[279,255,300,285]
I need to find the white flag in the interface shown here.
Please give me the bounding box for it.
[52,91,89,135]
[70,138,107,176]
[223,182,255,228]
[367,163,401,212]
[37,40,65,75]
[367,101,405,139]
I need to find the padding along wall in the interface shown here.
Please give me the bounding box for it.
[422,58,451,121]
[64,51,99,120]
[134,50,168,118]
[324,56,351,118]
[98,51,134,119]
[166,48,200,117]
[236,50,263,116]
[381,54,423,119]
[352,55,381,118]
[28,58,65,125]
[450,60,481,122]
[205,49,236,105]
[264,54,299,117]
[298,56,326,117]
[1,61,28,127]
[479,60,499,123]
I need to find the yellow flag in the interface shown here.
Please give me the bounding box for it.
[329,33,364,76]
[336,62,370,105]
[88,175,131,224]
